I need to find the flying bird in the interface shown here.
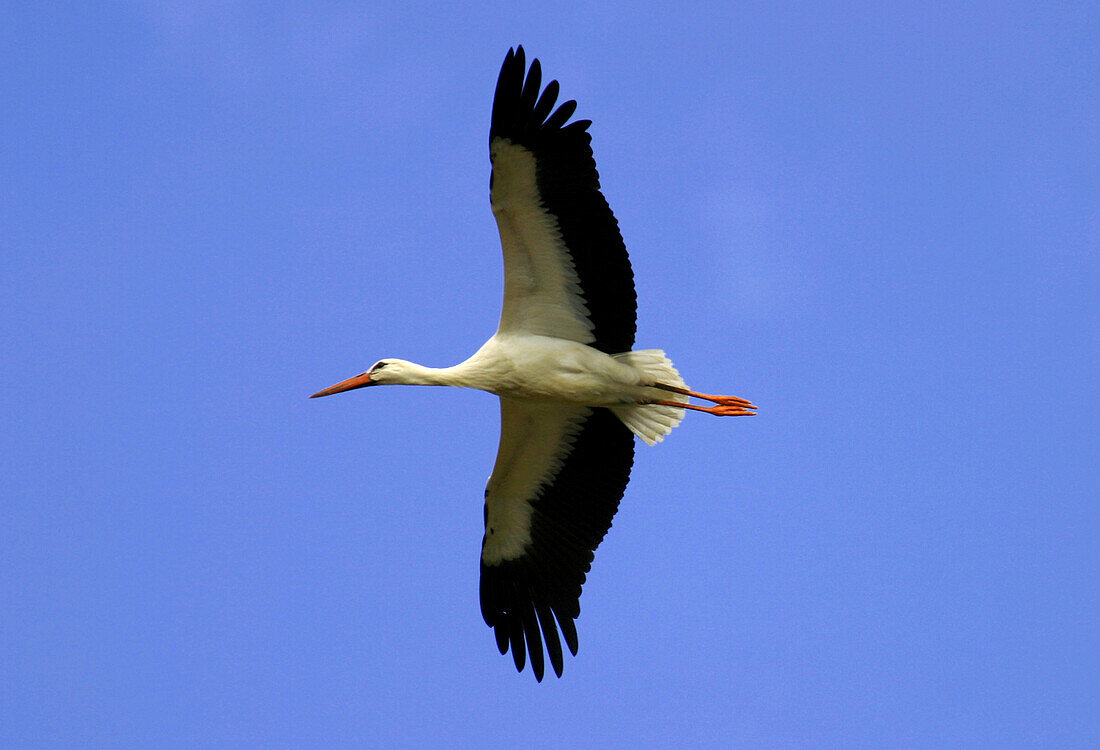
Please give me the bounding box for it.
[312,47,756,681]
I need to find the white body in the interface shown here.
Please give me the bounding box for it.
[458,334,677,405]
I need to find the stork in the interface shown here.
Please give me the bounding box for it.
[311,47,756,681]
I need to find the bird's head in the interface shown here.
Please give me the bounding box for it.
[310,359,404,398]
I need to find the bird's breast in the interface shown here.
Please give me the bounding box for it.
[464,334,637,406]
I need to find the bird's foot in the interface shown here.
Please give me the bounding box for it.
[699,403,756,416]
[653,399,756,417]
[708,394,755,408]
[652,383,757,416]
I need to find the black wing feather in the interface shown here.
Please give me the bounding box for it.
[490,46,637,354]
[479,407,635,680]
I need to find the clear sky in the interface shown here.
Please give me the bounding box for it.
[3,2,1097,748]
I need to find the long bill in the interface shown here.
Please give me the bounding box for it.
[310,372,375,398]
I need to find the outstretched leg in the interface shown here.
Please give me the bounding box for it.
[652,382,757,417]
[652,400,756,416]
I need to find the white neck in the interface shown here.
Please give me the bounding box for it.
[381,341,502,391]
[386,359,475,388]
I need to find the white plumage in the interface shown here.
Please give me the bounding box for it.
[312,47,755,681]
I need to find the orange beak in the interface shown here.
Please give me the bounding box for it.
[310,371,375,398]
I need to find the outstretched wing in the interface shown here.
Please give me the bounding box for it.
[480,398,635,680]
[489,46,636,354]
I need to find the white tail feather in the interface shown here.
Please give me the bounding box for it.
[610,350,689,446]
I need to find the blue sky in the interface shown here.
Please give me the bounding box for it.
[2,2,1097,747]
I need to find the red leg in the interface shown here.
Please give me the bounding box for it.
[653,400,756,417]
[654,383,757,411]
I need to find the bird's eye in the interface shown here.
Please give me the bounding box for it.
[372,362,388,372]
